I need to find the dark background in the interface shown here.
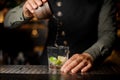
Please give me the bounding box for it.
[0,0,120,65]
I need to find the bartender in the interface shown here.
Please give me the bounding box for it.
[4,0,116,73]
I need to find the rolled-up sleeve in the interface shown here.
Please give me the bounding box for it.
[4,3,25,27]
[84,0,117,61]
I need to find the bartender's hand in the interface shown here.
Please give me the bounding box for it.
[23,0,47,18]
[61,53,93,73]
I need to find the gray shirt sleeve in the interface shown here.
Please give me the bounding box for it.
[84,0,117,61]
[4,2,26,28]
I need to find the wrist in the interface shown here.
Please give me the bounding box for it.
[22,12,33,20]
[82,53,94,62]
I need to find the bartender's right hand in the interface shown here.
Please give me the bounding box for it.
[23,0,47,18]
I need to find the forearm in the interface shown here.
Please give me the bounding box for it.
[84,33,116,61]
[84,0,117,61]
[4,2,30,28]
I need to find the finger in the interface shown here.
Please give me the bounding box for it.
[34,0,43,7]
[61,56,82,73]
[42,0,47,3]
[61,55,76,72]
[25,2,34,13]
[62,60,79,73]
[71,60,87,73]
[61,54,83,72]
[27,0,38,9]
[60,59,74,72]
[81,63,92,72]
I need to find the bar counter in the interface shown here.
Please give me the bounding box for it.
[0,61,120,80]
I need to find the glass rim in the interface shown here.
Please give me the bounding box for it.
[47,46,69,49]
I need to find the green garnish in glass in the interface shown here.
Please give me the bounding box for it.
[49,56,62,65]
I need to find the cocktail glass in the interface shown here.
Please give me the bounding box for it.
[47,46,69,73]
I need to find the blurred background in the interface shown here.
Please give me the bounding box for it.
[0,0,120,65]
[0,0,48,65]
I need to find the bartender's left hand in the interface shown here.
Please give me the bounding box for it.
[60,53,93,73]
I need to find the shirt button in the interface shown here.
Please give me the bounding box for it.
[57,21,63,27]
[63,40,68,46]
[56,1,62,7]
[20,17,23,20]
[57,11,63,17]
[61,31,65,36]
